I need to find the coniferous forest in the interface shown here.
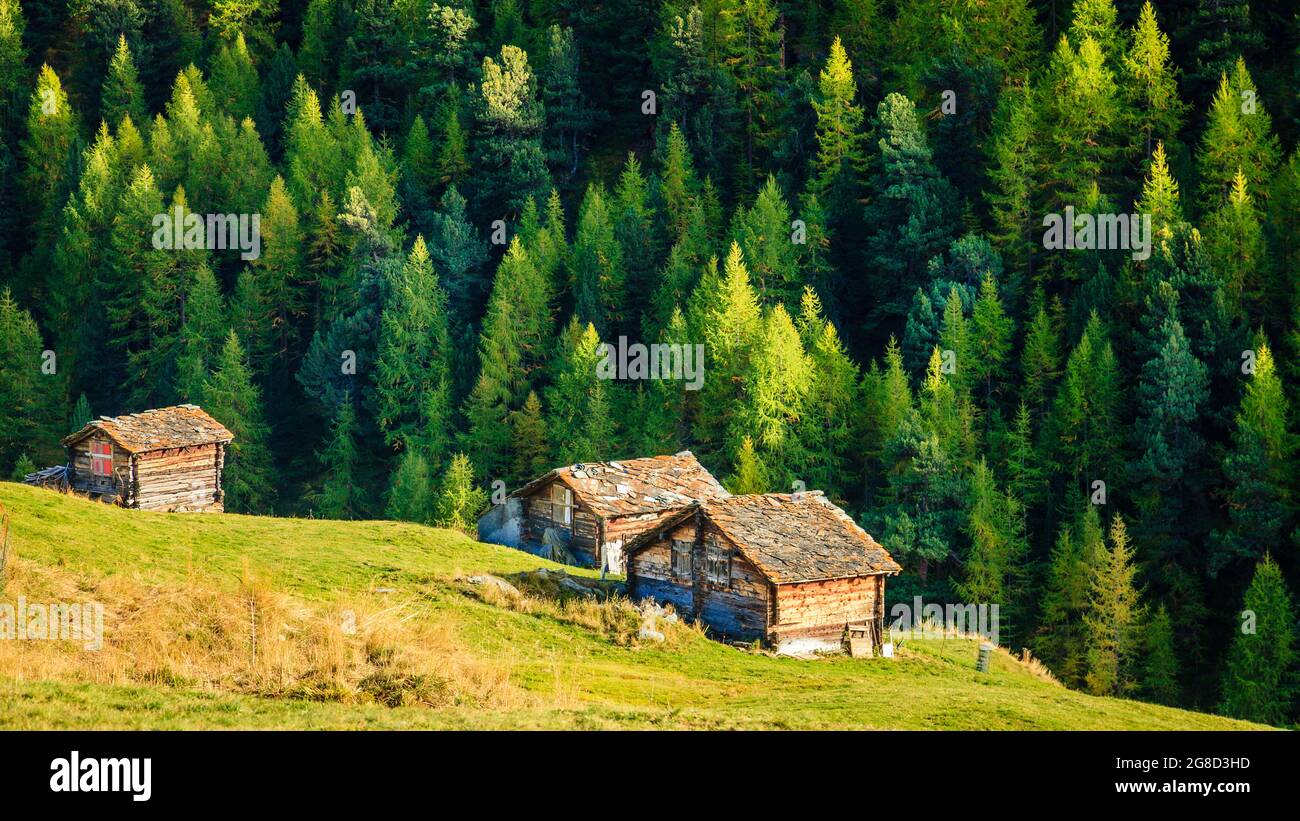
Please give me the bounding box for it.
[0,0,1297,726]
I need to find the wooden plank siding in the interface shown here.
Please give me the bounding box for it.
[628,510,893,650]
[67,439,224,512]
[67,432,125,498]
[522,478,598,565]
[627,515,771,642]
[133,444,223,511]
[770,575,880,644]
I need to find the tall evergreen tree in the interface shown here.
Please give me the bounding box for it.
[202,332,276,513]
[1219,555,1296,725]
[1084,514,1143,697]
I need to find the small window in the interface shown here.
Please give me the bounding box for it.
[550,484,573,526]
[90,440,112,477]
[705,542,730,586]
[671,539,692,577]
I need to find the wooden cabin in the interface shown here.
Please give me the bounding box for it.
[59,405,234,512]
[624,492,901,654]
[477,451,729,573]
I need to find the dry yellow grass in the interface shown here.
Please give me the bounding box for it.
[0,554,530,710]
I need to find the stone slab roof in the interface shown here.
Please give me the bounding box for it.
[62,405,234,454]
[701,493,901,583]
[515,451,729,518]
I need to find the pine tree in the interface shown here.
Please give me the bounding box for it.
[1219,555,1296,725]
[434,452,488,535]
[808,36,865,204]
[1084,515,1143,696]
[202,332,276,513]
[718,0,784,193]
[1185,0,1264,104]
[541,25,595,183]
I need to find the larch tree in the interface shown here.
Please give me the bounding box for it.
[1083,513,1142,698]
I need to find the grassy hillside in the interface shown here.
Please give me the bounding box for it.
[0,484,1263,730]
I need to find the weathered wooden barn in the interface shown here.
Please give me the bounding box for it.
[58,405,234,512]
[477,451,729,573]
[624,492,901,654]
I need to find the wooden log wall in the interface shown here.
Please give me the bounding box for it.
[769,576,880,643]
[601,508,688,574]
[67,434,124,499]
[133,444,221,511]
[627,516,770,642]
[523,480,598,565]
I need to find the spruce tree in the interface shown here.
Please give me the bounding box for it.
[1219,555,1296,725]
[101,35,146,131]
[1210,341,1294,576]
[861,92,959,337]
[202,332,276,513]
[1142,605,1181,705]
[316,395,364,519]
[0,288,64,468]
[473,45,549,218]
[509,390,549,485]
[376,236,452,465]
[544,317,613,465]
